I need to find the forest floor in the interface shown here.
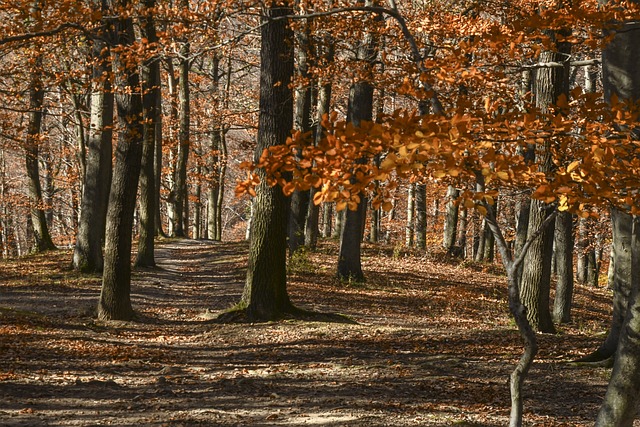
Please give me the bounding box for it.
[0,238,621,426]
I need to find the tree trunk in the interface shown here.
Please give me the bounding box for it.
[25,49,56,253]
[584,209,634,365]
[415,183,427,249]
[576,217,588,283]
[406,183,415,247]
[73,29,113,271]
[553,211,574,323]
[239,2,295,321]
[288,20,312,255]
[457,206,468,257]
[585,15,640,369]
[172,8,190,238]
[136,0,159,267]
[519,35,569,333]
[520,199,557,333]
[337,1,378,281]
[322,202,333,238]
[596,216,640,426]
[443,185,459,252]
[97,7,144,321]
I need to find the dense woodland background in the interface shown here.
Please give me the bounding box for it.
[1,0,640,425]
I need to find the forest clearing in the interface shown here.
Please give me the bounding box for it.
[0,238,615,426]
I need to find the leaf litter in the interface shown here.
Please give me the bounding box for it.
[0,238,614,425]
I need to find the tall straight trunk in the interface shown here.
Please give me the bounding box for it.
[306,76,332,248]
[553,211,574,323]
[136,0,159,267]
[597,215,640,426]
[457,206,468,256]
[207,54,225,241]
[590,22,640,392]
[25,44,56,252]
[415,183,427,249]
[239,2,295,321]
[337,1,378,281]
[322,203,333,238]
[519,36,569,333]
[153,60,165,237]
[483,201,496,262]
[288,20,312,255]
[405,183,415,246]
[97,6,144,321]
[520,199,557,333]
[173,12,190,238]
[443,185,459,252]
[576,217,588,283]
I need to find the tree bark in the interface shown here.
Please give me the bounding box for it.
[73,24,114,271]
[172,3,190,238]
[596,216,640,426]
[97,6,144,321]
[135,0,159,267]
[405,183,415,247]
[553,211,574,323]
[415,183,427,249]
[288,19,312,255]
[25,50,56,253]
[337,0,378,281]
[443,185,459,252]
[239,2,295,321]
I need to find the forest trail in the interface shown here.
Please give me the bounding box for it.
[0,238,614,426]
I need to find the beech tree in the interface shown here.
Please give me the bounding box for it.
[97,0,144,321]
[73,0,113,272]
[235,1,296,321]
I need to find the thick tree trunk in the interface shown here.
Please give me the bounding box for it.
[322,202,333,238]
[553,211,574,323]
[136,0,159,267]
[97,8,144,321]
[596,216,640,426]
[520,200,557,333]
[586,209,634,365]
[239,2,295,321]
[586,16,640,370]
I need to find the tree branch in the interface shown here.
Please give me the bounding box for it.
[0,22,92,47]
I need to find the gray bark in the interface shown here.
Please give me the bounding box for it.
[97,6,144,321]
[553,211,574,323]
[239,2,295,321]
[136,0,160,267]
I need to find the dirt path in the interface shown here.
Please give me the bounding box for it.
[0,239,614,426]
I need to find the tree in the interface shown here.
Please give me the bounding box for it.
[552,211,574,323]
[288,14,313,255]
[519,31,571,333]
[24,1,56,253]
[72,3,114,272]
[135,0,160,267]
[97,1,144,321]
[170,0,191,238]
[235,1,296,321]
[337,0,380,282]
